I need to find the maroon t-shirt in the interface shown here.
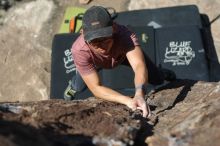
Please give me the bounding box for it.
[71,24,140,75]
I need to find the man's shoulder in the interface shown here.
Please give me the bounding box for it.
[113,23,139,51]
[71,34,92,63]
[115,23,127,32]
[114,23,134,40]
[72,34,89,53]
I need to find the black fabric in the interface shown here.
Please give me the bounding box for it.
[115,5,202,28]
[50,33,82,99]
[200,14,220,81]
[155,26,209,81]
[128,26,156,62]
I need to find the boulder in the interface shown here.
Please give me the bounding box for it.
[0,0,54,101]
[1,80,220,146]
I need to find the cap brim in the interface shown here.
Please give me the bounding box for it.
[84,26,113,42]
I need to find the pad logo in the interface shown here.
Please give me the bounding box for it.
[63,49,76,74]
[164,41,195,66]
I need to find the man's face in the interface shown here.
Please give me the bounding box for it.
[87,36,114,55]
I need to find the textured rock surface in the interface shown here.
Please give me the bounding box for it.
[0,0,54,101]
[146,80,220,146]
[1,80,220,146]
[0,98,146,146]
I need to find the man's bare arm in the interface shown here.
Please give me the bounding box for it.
[126,46,151,117]
[126,46,148,96]
[81,71,133,106]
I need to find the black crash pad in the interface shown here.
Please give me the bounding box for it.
[115,5,202,28]
[50,33,80,99]
[155,26,209,81]
[50,5,219,99]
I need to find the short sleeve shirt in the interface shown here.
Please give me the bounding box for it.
[71,23,140,75]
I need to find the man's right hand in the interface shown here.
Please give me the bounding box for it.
[126,96,151,118]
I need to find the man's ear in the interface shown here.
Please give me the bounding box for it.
[80,29,83,34]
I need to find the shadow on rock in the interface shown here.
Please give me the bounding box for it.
[0,120,95,146]
[155,79,197,114]
[134,118,154,146]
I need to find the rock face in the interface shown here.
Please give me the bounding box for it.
[1,80,220,146]
[0,0,54,101]
[0,98,145,146]
[146,80,220,146]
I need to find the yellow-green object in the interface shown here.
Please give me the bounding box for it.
[59,7,86,33]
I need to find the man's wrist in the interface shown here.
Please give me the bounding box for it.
[135,84,146,95]
[124,97,133,108]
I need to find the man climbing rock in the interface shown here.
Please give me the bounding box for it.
[64,6,175,118]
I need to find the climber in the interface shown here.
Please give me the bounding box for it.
[64,6,176,118]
